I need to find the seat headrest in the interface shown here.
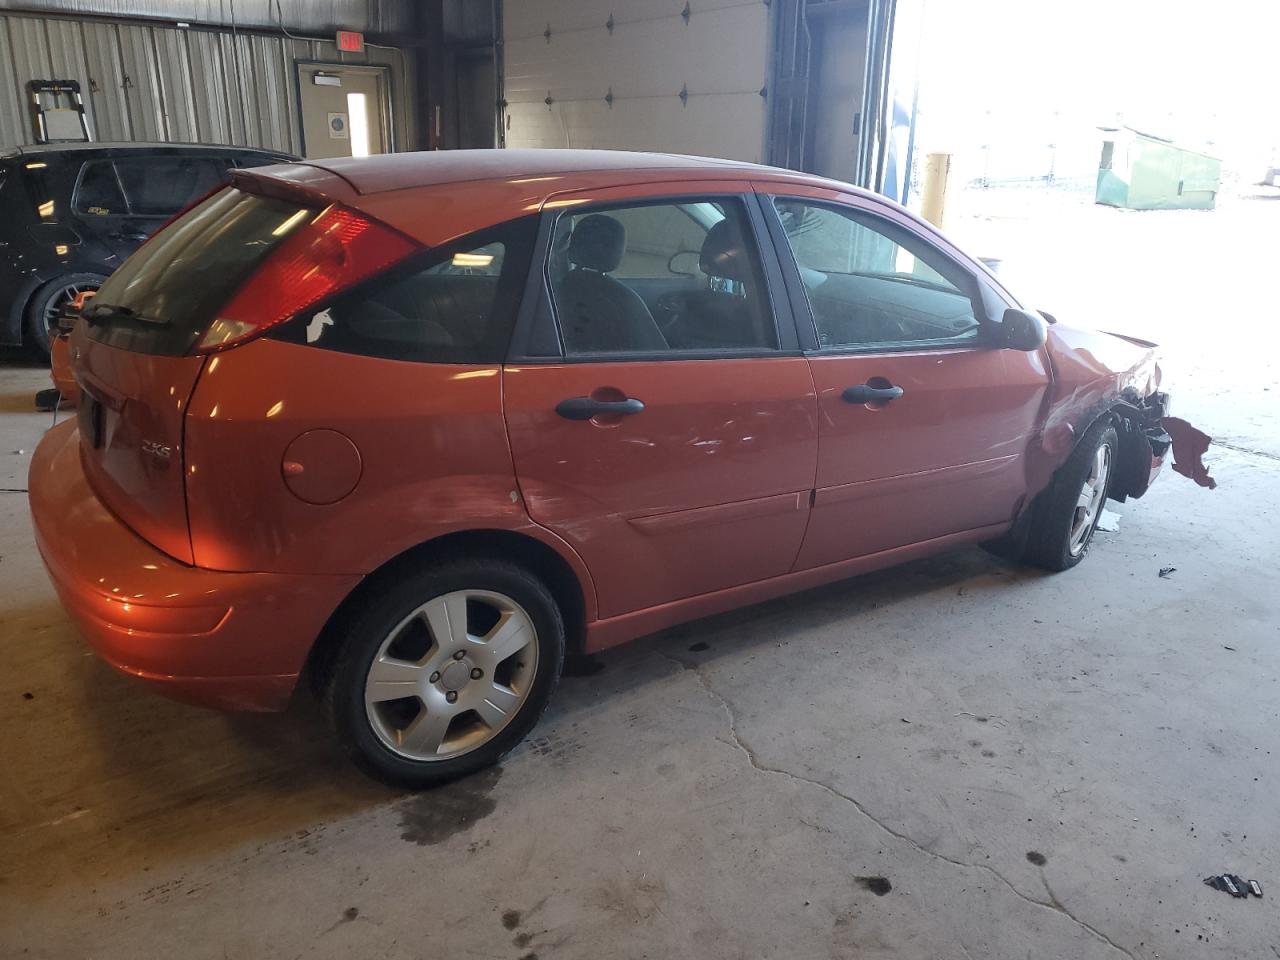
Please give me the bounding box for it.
[568,214,626,272]
[699,219,752,282]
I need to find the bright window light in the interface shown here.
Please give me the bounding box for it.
[347,92,370,158]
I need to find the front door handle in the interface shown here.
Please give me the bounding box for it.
[110,231,149,243]
[842,383,904,404]
[556,396,645,420]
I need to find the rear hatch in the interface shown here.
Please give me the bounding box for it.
[73,187,320,563]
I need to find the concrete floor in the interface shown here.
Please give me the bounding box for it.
[2,184,1278,959]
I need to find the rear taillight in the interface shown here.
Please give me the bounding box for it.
[196,204,418,354]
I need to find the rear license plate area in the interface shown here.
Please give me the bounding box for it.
[78,393,104,448]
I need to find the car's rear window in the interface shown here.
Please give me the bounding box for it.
[87,187,311,355]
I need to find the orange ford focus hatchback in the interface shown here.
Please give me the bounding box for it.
[30,150,1172,786]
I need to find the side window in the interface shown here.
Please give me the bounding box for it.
[75,161,127,216]
[773,199,982,350]
[113,157,226,217]
[547,198,777,356]
[272,216,537,364]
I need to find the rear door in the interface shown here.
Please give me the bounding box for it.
[503,184,818,619]
[759,185,1050,570]
[110,154,227,249]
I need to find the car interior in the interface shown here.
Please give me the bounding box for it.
[282,196,982,363]
[550,204,776,354]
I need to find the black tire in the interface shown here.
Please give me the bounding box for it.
[323,557,565,788]
[25,273,106,358]
[1023,418,1119,572]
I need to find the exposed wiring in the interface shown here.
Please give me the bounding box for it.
[274,0,324,42]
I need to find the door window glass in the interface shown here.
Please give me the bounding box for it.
[547,198,777,355]
[74,161,126,215]
[114,157,227,217]
[773,199,981,350]
[273,217,537,364]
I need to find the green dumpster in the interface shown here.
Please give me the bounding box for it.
[1095,127,1221,210]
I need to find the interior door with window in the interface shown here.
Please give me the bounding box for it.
[761,188,1050,570]
[297,64,390,160]
[503,187,818,620]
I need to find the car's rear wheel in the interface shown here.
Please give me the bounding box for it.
[25,273,106,358]
[1023,418,1118,571]
[323,558,565,787]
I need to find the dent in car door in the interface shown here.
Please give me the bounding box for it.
[505,359,818,618]
[760,187,1051,570]
[503,185,818,620]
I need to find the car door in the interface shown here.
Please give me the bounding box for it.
[72,158,140,263]
[110,155,228,255]
[503,184,818,620]
[758,184,1050,570]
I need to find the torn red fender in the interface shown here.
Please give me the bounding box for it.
[1162,417,1217,489]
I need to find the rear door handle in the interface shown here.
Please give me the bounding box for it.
[556,396,645,420]
[842,383,904,404]
[110,232,149,243]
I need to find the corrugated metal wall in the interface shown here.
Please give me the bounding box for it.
[0,1,413,34]
[0,12,416,154]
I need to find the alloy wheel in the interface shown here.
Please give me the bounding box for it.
[1068,443,1111,556]
[42,280,98,336]
[363,590,539,761]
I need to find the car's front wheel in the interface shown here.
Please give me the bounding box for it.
[324,558,565,787]
[1024,418,1118,571]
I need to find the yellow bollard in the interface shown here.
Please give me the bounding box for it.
[920,152,951,229]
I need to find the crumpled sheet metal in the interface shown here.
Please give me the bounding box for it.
[1162,416,1217,489]
[1026,325,1214,500]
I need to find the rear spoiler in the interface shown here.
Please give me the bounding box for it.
[230,163,358,207]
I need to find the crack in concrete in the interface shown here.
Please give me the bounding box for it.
[1212,440,1280,462]
[660,651,1136,960]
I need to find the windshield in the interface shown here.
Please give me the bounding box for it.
[87,187,312,356]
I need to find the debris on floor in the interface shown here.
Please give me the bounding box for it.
[1158,566,1176,579]
[1203,874,1262,898]
[1097,509,1122,532]
[1163,417,1217,489]
[856,876,893,896]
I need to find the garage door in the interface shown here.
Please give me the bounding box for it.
[502,0,770,162]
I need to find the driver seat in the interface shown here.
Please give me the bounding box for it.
[663,218,769,350]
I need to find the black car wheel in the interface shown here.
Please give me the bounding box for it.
[1023,418,1119,572]
[25,273,105,358]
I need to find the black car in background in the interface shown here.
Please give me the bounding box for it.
[0,142,296,356]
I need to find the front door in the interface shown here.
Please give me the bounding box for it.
[297,64,390,160]
[760,188,1050,570]
[503,188,818,619]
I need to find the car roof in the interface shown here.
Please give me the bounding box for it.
[293,148,829,196]
[1,142,297,160]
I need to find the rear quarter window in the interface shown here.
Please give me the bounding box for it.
[75,160,127,216]
[269,216,537,364]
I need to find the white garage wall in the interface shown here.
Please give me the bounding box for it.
[503,0,771,162]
